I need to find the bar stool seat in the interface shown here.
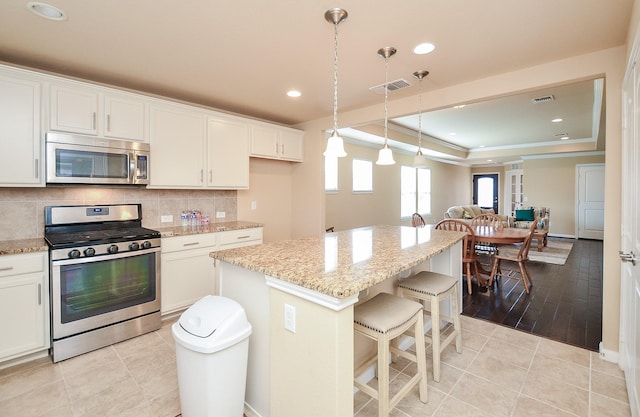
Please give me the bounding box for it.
[396,271,462,382]
[354,292,428,417]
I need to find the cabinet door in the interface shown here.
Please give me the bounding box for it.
[0,251,49,362]
[0,74,42,186]
[250,124,280,158]
[161,247,216,315]
[50,85,99,135]
[104,93,147,141]
[279,130,304,161]
[207,117,249,189]
[149,103,206,188]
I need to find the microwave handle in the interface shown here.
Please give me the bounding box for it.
[130,153,136,182]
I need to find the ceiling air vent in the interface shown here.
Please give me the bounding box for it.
[531,95,555,104]
[369,78,412,94]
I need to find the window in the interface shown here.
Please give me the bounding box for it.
[401,166,431,218]
[324,156,338,191]
[352,158,372,192]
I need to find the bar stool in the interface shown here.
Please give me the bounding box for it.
[396,271,462,382]
[354,292,428,417]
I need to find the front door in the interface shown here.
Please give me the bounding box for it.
[473,173,499,213]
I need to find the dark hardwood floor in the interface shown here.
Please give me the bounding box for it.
[461,238,603,351]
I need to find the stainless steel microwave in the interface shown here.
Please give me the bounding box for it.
[46,132,149,185]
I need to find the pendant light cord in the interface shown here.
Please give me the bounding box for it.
[417,78,422,150]
[332,21,339,133]
[384,56,389,145]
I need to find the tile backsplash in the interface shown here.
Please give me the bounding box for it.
[0,187,237,241]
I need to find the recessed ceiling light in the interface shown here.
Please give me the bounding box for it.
[479,145,485,148]
[449,132,456,136]
[286,90,301,98]
[413,43,435,55]
[560,136,570,140]
[453,104,466,109]
[27,2,66,20]
[552,118,563,123]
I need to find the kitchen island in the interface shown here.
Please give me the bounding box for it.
[210,225,465,417]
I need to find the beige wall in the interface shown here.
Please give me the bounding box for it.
[237,158,294,242]
[294,46,624,353]
[325,141,471,231]
[522,156,605,236]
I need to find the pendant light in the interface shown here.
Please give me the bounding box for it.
[376,47,396,165]
[323,8,348,158]
[412,70,429,168]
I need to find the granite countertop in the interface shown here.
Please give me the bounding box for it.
[210,224,466,298]
[156,220,263,238]
[0,238,48,256]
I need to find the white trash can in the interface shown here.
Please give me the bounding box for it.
[172,295,252,417]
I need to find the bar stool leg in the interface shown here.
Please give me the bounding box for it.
[430,296,442,382]
[414,312,429,403]
[451,285,462,353]
[377,336,390,417]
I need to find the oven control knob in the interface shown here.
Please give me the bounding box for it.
[108,245,119,254]
[129,242,140,251]
[84,247,96,257]
[69,249,81,258]
[141,241,152,249]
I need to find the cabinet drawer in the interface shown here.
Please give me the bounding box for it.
[0,252,46,278]
[217,228,263,248]
[161,233,217,253]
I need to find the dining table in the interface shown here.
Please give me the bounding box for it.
[472,225,531,286]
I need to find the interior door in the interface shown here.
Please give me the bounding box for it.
[473,173,499,213]
[621,59,640,417]
[577,164,605,240]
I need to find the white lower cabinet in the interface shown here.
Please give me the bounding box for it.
[161,233,217,315]
[160,228,263,315]
[0,252,49,362]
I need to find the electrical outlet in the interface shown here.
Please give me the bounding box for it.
[160,215,173,223]
[216,211,226,218]
[284,304,296,333]
[251,201,257,210]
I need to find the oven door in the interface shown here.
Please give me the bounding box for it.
[50,247,161,339]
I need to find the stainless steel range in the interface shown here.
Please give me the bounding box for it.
[44,204,161,362]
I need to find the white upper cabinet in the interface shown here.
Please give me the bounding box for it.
[250,123,304,162]
[207,116,250,189]
[149,103,250,189]
[49,83,148,142]
[103,93,147,141]
[0,69,43,186]
[149,102,207,188]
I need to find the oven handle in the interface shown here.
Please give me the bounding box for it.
[51,246,161,266]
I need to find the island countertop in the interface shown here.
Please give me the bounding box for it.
[210,224,465,299]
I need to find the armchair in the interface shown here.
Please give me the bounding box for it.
[510,207,549,231]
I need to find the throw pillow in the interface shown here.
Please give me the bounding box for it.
[515,208,535,221]
[462,208,474,219]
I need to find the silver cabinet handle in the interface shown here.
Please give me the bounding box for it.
[183,242,200,247]
[281,144,285,155]
[92,112,97,130]
[209,170,212,182]
[200,169,203,182]
[237,235,251,239]
[619,251,636,265]
[38,283,42,305]
[35,158,39,178]
[107,114,111,131]
[0,266,14,271]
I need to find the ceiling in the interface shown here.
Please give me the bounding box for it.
[0,1,632,165]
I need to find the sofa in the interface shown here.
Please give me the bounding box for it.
[444,205,509,226]
[509,207,550,231]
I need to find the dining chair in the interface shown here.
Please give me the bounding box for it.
[412,212,426,227]
[488,220,538,293]
[435,219,480,294]
[470,213,504,260]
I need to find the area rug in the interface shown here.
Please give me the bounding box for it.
[499,239,574,265]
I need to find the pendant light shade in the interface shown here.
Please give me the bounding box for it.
[323,8,348,158]
[376,47,396,165]
[412,70,429,168]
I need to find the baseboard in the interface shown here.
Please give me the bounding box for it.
[599,341,620,364]
[548,233,576,239]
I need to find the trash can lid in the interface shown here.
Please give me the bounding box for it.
[178,295,248,338]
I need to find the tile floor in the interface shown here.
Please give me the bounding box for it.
[0,315,632,417]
